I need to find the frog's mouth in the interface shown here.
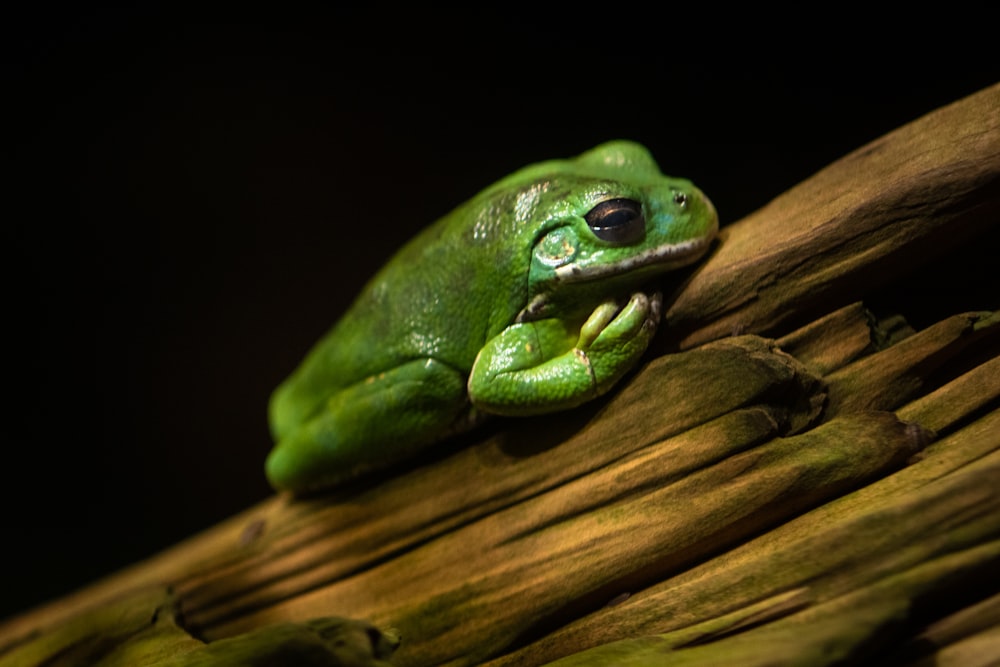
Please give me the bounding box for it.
[552,235,715,282]
[515,234,715,324]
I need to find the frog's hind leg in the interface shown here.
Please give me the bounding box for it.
[265,358,469,493]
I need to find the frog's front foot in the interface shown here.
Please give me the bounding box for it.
[579,291,662,393]
[581,291,662,350]
[468,291,662,416]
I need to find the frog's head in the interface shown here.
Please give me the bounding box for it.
[512,140,719,322]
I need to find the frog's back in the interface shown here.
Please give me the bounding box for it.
[325,218,507,376]
[269,191,534,437]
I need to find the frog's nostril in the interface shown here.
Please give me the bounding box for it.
[673,192,688,207]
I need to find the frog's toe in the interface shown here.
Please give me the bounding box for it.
[265,425,350,493]
[266,438,320,493]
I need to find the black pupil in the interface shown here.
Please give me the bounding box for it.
[597,206,636,228]
[584,199,646,243]
[584,198,645,244]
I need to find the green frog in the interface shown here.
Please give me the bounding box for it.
[267,141,718,493]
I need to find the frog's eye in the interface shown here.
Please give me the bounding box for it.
[584,198,645,244]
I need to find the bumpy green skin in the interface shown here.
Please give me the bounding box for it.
[267,141,718,492]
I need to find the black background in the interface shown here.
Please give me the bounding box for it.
[5,6,997,622]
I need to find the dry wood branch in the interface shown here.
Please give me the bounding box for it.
[898,354,1000,433]
[498,411,1000,666]
[0,585,400,667]
[661,83,1000,349]
[890,591,1000,665]
[824,310,998,418]
[208,411,924,666]
[775,301,878,376]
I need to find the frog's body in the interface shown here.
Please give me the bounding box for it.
[267,141,718,493]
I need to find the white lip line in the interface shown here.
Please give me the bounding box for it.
[553,235,713,281]
[515,234,715,323]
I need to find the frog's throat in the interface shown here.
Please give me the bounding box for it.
[515,235,713,324]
